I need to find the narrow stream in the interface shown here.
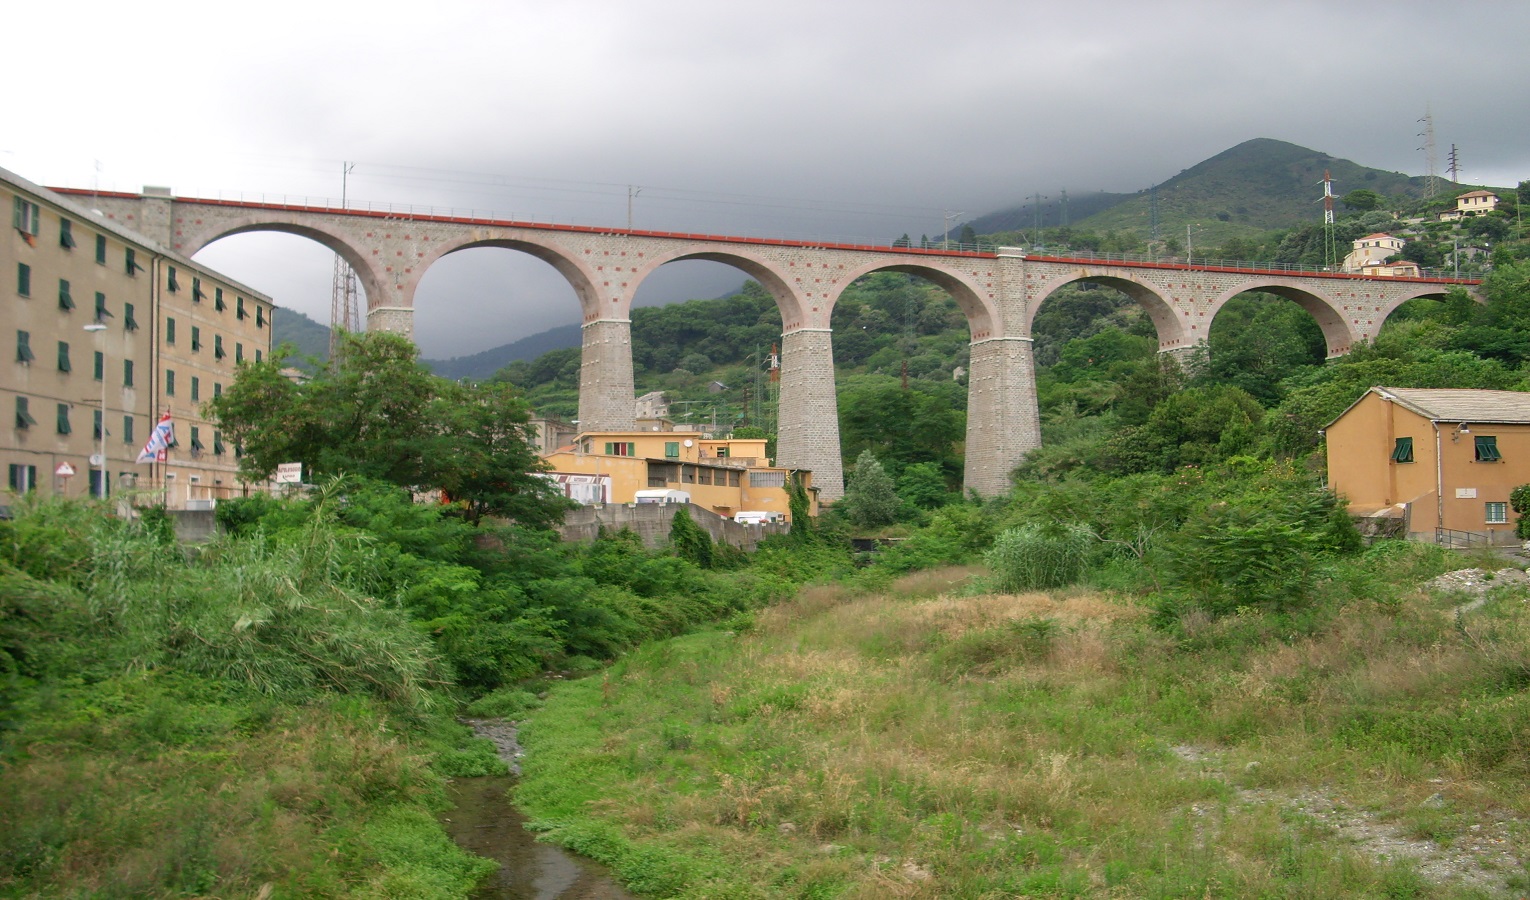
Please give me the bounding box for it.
[442,720,636,900]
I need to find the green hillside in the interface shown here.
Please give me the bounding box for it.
[269,306,330,367]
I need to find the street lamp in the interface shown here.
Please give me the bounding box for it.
[83,322,107,499]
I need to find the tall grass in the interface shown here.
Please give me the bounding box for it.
[516,565,1530,898]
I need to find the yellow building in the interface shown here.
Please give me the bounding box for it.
[4,167,273,509]
[542,429,817,521]
[1325,387,1530,543]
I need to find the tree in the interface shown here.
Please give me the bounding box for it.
[210,331,564,526]
[1341,189,1386,212]
[842,450,900,529]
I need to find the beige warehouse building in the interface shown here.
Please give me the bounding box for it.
[4,168,273,509]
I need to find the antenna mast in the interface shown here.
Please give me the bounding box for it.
[1417,107,1441,199]
[1320,169,1338,269]
[329,162,361,359]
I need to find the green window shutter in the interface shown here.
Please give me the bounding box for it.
[95,235,106,264]
[255,349,262,363]
[56,404,71,435]
[191,326,200,351]
[16,396,37,429]
[60,218,76,249]
[58,279,74,310]
[17,262,30,296]
[93,350,104,380]
[237,296,247,320]
[190,427,204,452]
[125,248,141,276]
[235,342,244,363]
[214,383,222,398]
[214,432,226,455]
[166,369,176,396]
[57,341,71,372]
[665,441,680,458]
[166,317,176,344]
[94,292,112,321]
[215,288,226,312]
[1475,436,1502,462]
[191,376,200,401]
[16,330,34,363]
[123,302,138,331]
[193,278,205,303]
[123,415,134,445]
[93,409,104,440]
[123,359,134,387]
[604,442,615,455]
[256,306,265,328]
[215,335,225,359]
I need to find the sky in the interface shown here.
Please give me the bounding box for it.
[6,0,1529,358]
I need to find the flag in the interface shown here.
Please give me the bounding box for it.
[137,411,174,463]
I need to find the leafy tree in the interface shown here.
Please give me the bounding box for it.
[1341,189,1386,212]
[842,450,900,529]
[897,462,952,510]
[210,331,563,525]
[668,506,714,569]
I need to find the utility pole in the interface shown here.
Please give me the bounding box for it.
[942,211,963,250]
[627,185,642,230]
[1320,169,1338,269]
[1418,107,1441,200]
[329,162,360,359]
[1033,193,1046,251]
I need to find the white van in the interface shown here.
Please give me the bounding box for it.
[734,511,781,525]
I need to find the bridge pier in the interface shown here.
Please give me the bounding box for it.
[578,318,637,432]
[776,328,845,500]
[964,337,1040,496]
[366,306,415,339]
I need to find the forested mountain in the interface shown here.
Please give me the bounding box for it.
[269,306,331,365]
[426,324,582,380]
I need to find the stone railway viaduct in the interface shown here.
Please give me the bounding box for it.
[64,187,1480,500]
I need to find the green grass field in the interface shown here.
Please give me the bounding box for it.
[515,565,1530,898]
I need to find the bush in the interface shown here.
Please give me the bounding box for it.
[985,524,1092,592]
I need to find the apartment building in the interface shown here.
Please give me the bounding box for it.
[4,167,273,509]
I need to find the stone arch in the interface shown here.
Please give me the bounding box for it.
[1025,272,1186,351]
[828,259,998,341]
[1207,281,1356,357]
[426,235,604,320]
[187,219,386,311]
[626,245,801,325]
[1376,283,1474,327]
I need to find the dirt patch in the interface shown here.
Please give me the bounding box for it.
[1425,567,1530,599]
[1172,745,1526,897]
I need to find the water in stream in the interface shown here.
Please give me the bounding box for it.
[443,721,635,900]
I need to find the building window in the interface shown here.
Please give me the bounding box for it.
[123,302,138,331]
[13,197,41,236]
[192,277,205,303]
[715,446,730,458]
[58,279,74,310]
[214,383,222,398]
[191,376,200,402]
[191,326,201,351]
[256,306,266,328]
[165,369,176,396]
[56,403,71,435]
[665,441,680,458]
[604,441,635,456]
[166,317,176,344]
[93,409,104,440]
[89,469,108,499]
[167,266,180,292]
[1475,436,1502,462]
[57,341,71,373]
[123,359,134,387]
[15,396,36,429]
[16,330,34,363]
[255,349,262,363]
[237,296,247,320]
[8,464,37,493]
[94,292,112,321]
[1486,502,1509,524]
[95,235,106,265]
[17,263,30,297]
[215,335,226,359]
[190,426,204,455]
[123,414,134,445]
[214,431,226,455]
[59,218,76,249]
[125,248,143,276]
[215,288,226,312]
[750,471,786,488]
[235,342,244,363]
[93,350,104,381]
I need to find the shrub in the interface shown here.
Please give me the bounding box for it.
[985,524,1092,592]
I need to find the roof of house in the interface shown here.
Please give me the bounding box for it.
[1457,190,1498,199]
[1369,387,1530,424]
[1360,232,1399,241]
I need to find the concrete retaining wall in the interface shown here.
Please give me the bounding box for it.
[558,503,787,551]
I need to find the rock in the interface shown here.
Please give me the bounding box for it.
[1421,792,1448,810]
